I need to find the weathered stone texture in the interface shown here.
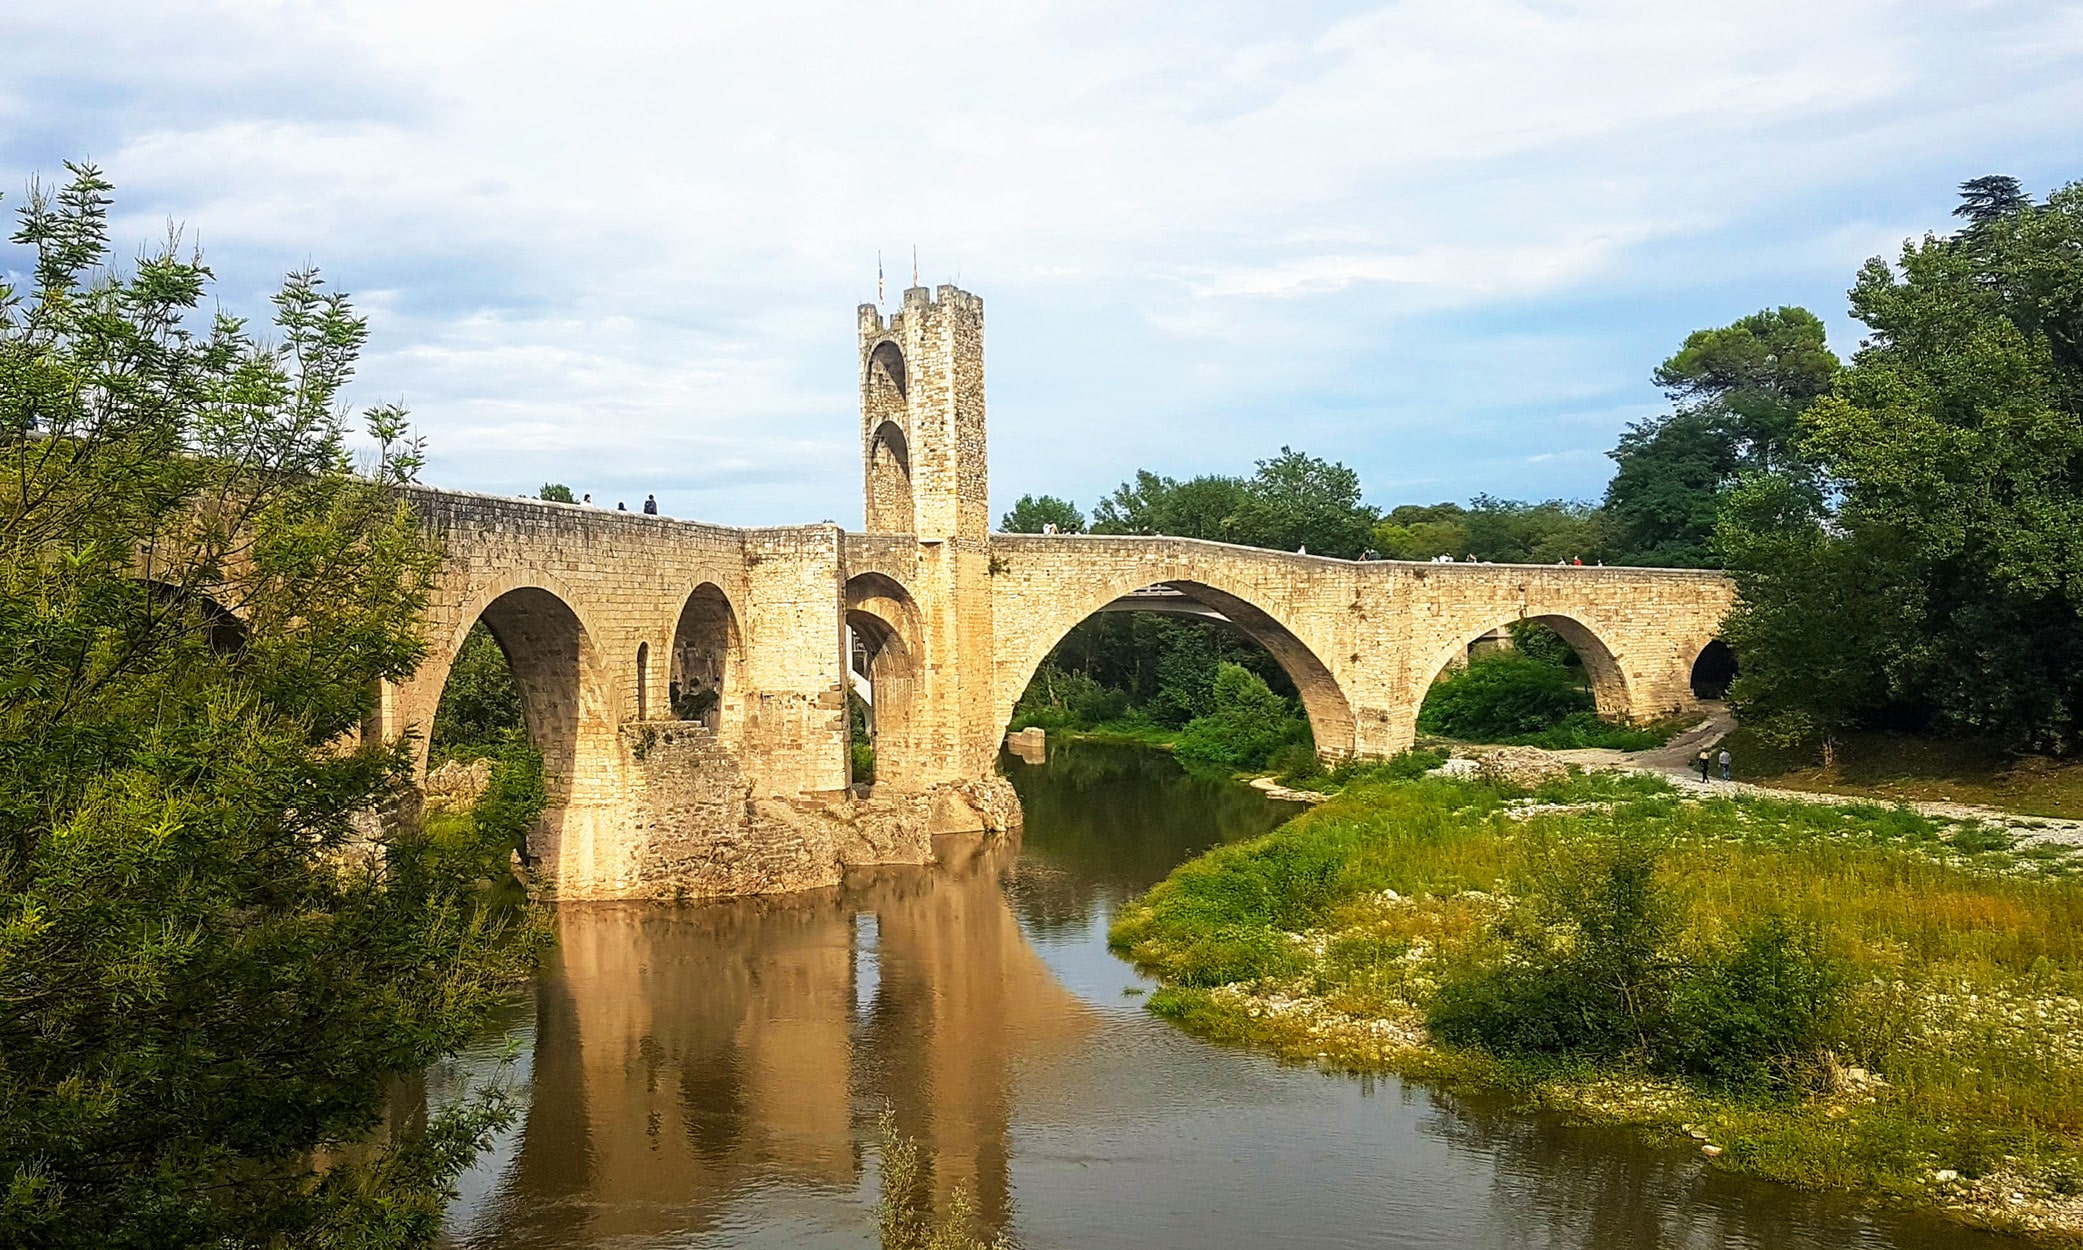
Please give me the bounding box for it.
[374,283,1733,901]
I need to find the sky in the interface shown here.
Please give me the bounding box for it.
[4,0,2081,527]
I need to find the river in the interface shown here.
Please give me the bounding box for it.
[429,740,2019,1249]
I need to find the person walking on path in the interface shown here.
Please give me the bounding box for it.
[1718,747,1732,781]
[643,493,658,515]
[1696,748,1712,782]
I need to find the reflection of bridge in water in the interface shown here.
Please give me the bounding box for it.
[356,283,1735,900]
[441,838,1092,1247]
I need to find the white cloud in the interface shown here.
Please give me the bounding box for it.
[3,0,2080,519]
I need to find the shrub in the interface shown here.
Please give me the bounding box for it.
[1429,845,1674,1063]
[474,742,546,861]
[1419,651,1595,741]
[1269,742,1323,783]
[1429,845,1849,1096]
[1174,664,1311,775]
[1661,917,1845,1093]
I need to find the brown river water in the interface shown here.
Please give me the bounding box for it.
[425,740,2021,1249]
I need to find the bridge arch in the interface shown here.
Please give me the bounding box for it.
[845,572,926,787]
[994,571,1358,760]
[1690,638,1737,700]
[424,573,617,806]
[1408,611,1636,738]
[667,581,741,737]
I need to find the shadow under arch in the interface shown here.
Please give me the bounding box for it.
[865,421,914,535]
[141,579,248,653]
[668,581,742,736]
[430,581,615,819]
[845,572,925,788]
[1690,638,1737,701]
[869,338,907,398]
[998,577,1359,760]
[1417,612,1635,722]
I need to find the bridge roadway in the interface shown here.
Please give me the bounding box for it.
[364,487,1734,901]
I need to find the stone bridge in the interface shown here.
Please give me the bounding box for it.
[371,284,1735,900]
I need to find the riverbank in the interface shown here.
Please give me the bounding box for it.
[1109,770,2083,1242]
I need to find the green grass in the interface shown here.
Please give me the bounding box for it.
[1110,771,2083,1240]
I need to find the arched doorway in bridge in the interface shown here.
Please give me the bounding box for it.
[668,582,738,730]
[845,572,923,789]
[427,586,611,857]
[1002,580,1356,772]
[1414,614,1632,745]
[1690,639,1738,701]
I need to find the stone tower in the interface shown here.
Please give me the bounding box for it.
[858,285,987,540]
[854,284,998,785]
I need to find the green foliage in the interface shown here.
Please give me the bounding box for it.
[1419,651,1595,740]
[1010,612,1296,738]
[538,483,574,503]
[473,743,546,861]
[1372,498,1604,565]
[1721,177,2083,753]
[999,492,1084,533]
[850,692,876,784]
[1431,845,1674,1062]
[1663,916,1845,1093]
[1091,470,1248,541]
[1091,447,1376,557]
[1429,846,1847,1095]
[431,624,527,760]
[1173,663,1311,775]
[1605,306,1840,567]
[0,162,538,1247]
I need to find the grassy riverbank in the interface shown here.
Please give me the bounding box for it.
[1720,727,2083,821]
[1109,770,2083,1241]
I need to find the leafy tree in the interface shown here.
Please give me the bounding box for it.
[1715,476,1901,765]
[539,482,575,503]
[1173,663,1310,774]
[1371,504,1470,561]
[1721,176,2083,752]
[431,624,527,760]
[999,493,1084,533]
[1091,469,1248,540]
[1227,446,1375,557]
[1417,651,1595,740]
[1606,307,1840,566]
[1600,411,1742,567]
[1462,496,1605,564]
[1092,449,1376,558]
[0,164,538,1246]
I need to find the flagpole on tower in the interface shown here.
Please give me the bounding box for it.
[876,251,884,306]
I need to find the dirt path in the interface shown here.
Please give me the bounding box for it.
[1545,704,2083,851]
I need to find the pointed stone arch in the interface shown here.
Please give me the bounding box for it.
[668,581,742,737]
[845,572,925,788]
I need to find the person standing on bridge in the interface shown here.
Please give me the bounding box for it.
[1719,747,1732,781]
[1696,748,1712,782]
[643,493,658,515]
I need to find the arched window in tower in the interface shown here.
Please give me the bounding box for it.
[635,641,649,721]
[862,337,914,534]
